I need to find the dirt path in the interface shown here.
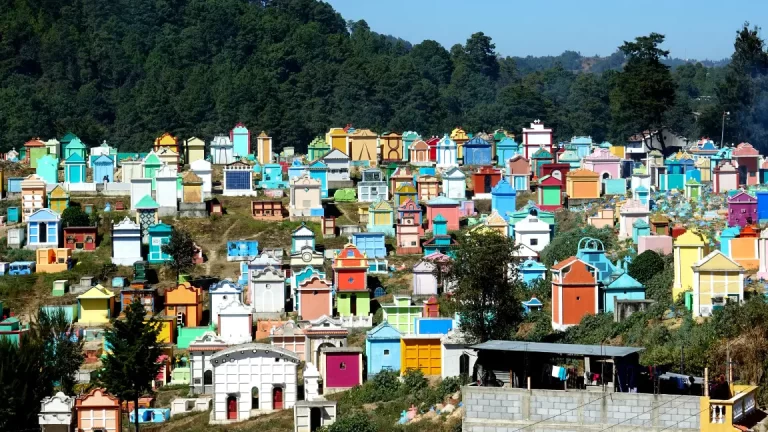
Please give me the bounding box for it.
[204,221,240,274]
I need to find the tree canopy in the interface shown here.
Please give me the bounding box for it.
[1,0,761,154]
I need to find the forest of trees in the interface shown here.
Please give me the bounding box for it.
[0,0,766,154]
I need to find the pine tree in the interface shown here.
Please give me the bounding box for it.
[99,299,162,432]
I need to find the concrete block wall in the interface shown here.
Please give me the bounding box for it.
[463,386,700,432]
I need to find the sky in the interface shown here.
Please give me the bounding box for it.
[324,0,766,60]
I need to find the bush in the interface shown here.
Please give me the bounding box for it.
[628,250,665,284]
[401,369,427,394]
[326,413,376,432]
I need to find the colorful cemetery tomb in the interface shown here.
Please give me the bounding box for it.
[75,389,121,432]
[227,240,259,262]
[508,155,531,191]
[729,227,759,271]
[423,214,457,256]
[638,235,673,255]
[39,392,75,431]
[630,164,651,193]
[357,207,369,225]
[223,161,255,196]
[513,214,551,253]
[713,160,739,193]
[352,232,387,273]
[728,191,757,227]
[147,223,172,263]
[36,154,58,184]
[256,131,273,165]
[757,190,768,223]
[575,237,618,285]
[269,320,306,361]
[21,174,46,222]
[367,201,395,237]
[250,266,286,313]
[209,343,298,420]
[462,136,492,166]
[733,142,760,186]
[120,280,158,315]
[381,296,422,334]
[695,157,712,182]
[692,250,745,317]
[323,148,350,183]
[155,165,178,214]
[519,259,547,285]
[188,331,228,394]
[441,166,466,200]
[208,279,243,329]
[658,172,685,191]
[307,160,329,198]
[432,134,456,169]
[409,139,431,165]
[307,136,330,161]
[347,128,378,166]
[319,347,363,393]
[229,123,250,158]
[52,279,69,296]
[393,182,418,207]
[603,178,627,196]
[184,136,206,165]
[5,149,19,162]
[450,128,469,160]
[582,148,621,180]
[389,166,413,199]
[619,200,649,240]
[423,295,440,317]
[142,151,162,188]
[496,136,519,167]
[26,208,60,249]
[522,120,553,160]
[472,210,507,236]
[357,168,387,202]
[112,217,142,266]
[566,168,600,200]
[400,334,442,376]
[7,176,22,194]
[326,127,349,154]
[210,135,235,165]
[301,316,349,366]
[153,132,178,155]
[758,229,768,279]
[472,166,502,198]
[47,184,69,215]
[63,226,97,251]
[558,147,581,169]
[93,154,115,183]
[540,163,571,186]
[425,195,460,232]
[45,138,60,158]
[673,230,708,302]
[635,185,650,208]
[156,146,179,173]
[396,200,423,254]
[251,200,286,221]
[365,322,402,378]
[632,219,651,244]
[536,175,563,211]
[402,131,420,162]
[588,209,615,229]
[181,171,204,204]
[297,276,333,321]
[259,163,288,189]
[165,282,203,328]
[530,147,554,179]
[135,195,159,244]
[551,257,599,331]
[509,203,556,237]
[288,159,307,180]
[416,175,440,202]
[380,132,403,162]
[413,260,438,296]
[25,138,47,168]
[289,173,323,220]
[683,178,701,200]
[333,244,371,327]
[78,285,115,324]
[650,214,671,236]
[567,136,592,159]
[0,316,29,345]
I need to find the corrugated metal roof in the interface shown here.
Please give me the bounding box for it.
[470,340,644,358]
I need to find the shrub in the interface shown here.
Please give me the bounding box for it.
[628,250,665,285]
[326,413,376,432]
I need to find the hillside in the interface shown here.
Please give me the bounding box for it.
[0,0,740,156]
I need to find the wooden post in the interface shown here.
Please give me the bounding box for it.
[704,367,709,397]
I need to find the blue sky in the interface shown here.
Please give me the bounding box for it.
[325,0,766,60]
